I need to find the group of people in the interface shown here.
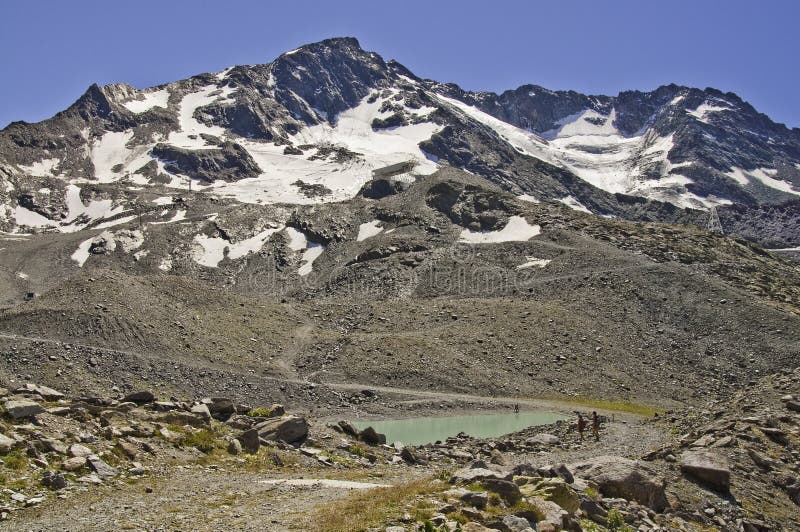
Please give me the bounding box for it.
[577,411,600,441]
[512,404,602,442]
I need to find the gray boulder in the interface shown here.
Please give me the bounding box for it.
[359,426,386,445]
[227,438,242,455]
[0,433,17,452]
[4,399,45,419]
[680,450,730,493]
[122,391,155,404]
[87,455,118,479]
[481,478,522,504]
[450,467,504,484]
[16,383,64,401]
[61,456,87,471]
[190,403,212,422]
[237,428,260,454]
[206,397,235,420]
[255,415,308,444]
[337,420,359,437]
[538,463,574,483]
[41,470,68,490]
[499,515,535,532]
[460,490,488,509]
[570,455,667,511]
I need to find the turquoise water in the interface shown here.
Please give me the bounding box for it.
[352,411,565,446]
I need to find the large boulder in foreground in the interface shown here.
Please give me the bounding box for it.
[255,415,308,444]
[570,455,667,511]
[680,450,731,493]
[4,399,45,419]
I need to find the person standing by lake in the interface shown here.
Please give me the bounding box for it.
[577,413,586,441]
[591,411,600,441]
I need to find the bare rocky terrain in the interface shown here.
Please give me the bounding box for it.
[0,37,797,531]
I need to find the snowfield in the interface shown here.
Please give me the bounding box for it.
[726,167,800,195]
[437,95,732,210]
[122,88,171,114]
[459,216,541,244]
[356,220,384,241]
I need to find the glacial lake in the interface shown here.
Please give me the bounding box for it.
[352,411,566,446]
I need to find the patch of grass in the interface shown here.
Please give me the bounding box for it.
[240,447,297,471]
[347,443,368,457]
[436,469,451,482]
[484,498,544,522]
[446,510,469,525]
[579,520,604,532]
[606,508,635,531]
[544,396,662,417]
[1,450,29,471]
[583,486,601,500]
[182,428,220,454]
[306,476,447,532]
[465,482,484,492]
[247,407,273,417]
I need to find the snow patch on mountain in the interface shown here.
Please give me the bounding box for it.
[284,227,324,276]
[14,206,54,228]
[122,88,171,114]
[356,220,384,241]
[71,237,94,266]
[438,95,735,210]
[210,93,441,205]
[169,85,237,149]
[687,101,731,123]
[18,158,60,178]
[437,95,556,165]
[191,225,283,267]
[727,167,800,195]
[458,216,541,244]
[89,131,153,182]
[516,194,539,204]
[63,185,125,228]
[516,256,551,269]
[558,196,592,213]
[542,109,619,140]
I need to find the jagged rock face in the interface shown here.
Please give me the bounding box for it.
[0,36,799,246]
[150,141,260,183]
[270,37,392,121]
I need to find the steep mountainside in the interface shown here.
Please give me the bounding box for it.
[1,37,799,248]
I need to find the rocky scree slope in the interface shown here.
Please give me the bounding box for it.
[0,171,797,413]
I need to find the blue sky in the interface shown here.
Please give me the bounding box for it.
[2,0,798,129]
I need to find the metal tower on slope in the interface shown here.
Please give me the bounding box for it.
[707,206,724,234]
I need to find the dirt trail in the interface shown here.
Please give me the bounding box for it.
[8,467,409,532]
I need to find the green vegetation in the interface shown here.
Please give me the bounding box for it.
[1,450,29,471]
[247,407,273,417]
[306,477,447,532]
[583,485,601,500]
[484,498,544,522]
[347,443,368,457]
[606,508,635,531]
[545,396,662,417]
[182,429,220,454]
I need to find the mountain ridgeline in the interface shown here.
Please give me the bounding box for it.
[0,37,799,247]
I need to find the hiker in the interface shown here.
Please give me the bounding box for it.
[577,412,586,441]
[591,411,600,441]
[514,404,519,414]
